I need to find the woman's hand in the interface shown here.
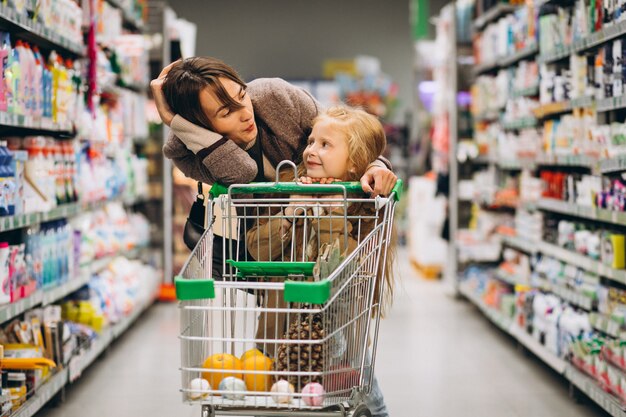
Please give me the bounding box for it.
[360,165,397,197]
[150,60,180,126]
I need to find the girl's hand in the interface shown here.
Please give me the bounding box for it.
[150,60,180,126]
[360,166,397,197]
[298,176,339,184]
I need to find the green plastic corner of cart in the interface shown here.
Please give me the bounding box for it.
[209,183,229,199]
[227,260,315,277]
[391,179,403,201]
[174,276,215,300]
[284,279,331,304]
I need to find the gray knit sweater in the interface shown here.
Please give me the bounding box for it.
[162,78,320,185]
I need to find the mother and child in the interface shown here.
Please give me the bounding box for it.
[152,56,398,417]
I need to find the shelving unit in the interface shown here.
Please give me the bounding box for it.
[0,3,85,57]
[456,0,626,413]
[15,292,157,417]
[0,0,161,415]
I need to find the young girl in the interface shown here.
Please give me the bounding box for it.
[246,105,395,417]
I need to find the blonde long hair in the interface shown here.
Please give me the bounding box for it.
[311,106,396,317]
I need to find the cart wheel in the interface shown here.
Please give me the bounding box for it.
[351,404,372,417]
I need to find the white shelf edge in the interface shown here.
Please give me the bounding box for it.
[501,235,538,254]
[0,4,85,56]
[0,194,145,233]
[537,241,626,285]
[12,369,68,417]
[566,365,626,417]
[473,3,517,30]
[537,198,626,226]
[510,325,567,374]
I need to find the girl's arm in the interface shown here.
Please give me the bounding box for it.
[309,207,358,258]
[246,217,293,261]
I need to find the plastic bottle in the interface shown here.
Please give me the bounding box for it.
[48,51,59,122]
[0,242,10,304]
[32,47,43,118]
[0,32,10,112]
[23,43,36,117]
[9,39,21,115]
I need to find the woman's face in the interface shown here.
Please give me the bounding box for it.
[303,119,352,180]
[199,77,257,147]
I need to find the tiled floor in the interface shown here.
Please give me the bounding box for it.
[38,250,608,417]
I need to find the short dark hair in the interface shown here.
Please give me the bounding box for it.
[162,57,247,130]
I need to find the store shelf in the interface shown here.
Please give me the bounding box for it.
[0,293,43,325]
[509,325,567,373]
[474,111,501,123]
[494,269,523,286]
[105,0,145,33]
[533,96,594,119]
[500,234,538,254]
[538,21,626,67]
[537,241,626,285]
[599,156,626,174]
[501,117,538,131]
[0,4,85,58]
[0,246,148,324]
[566,365,626,417]
[537,45,573,64]
[12,369,67,417]
[590,313,626,339]
[473,44,539,76]
[510,85,539,99]
[597,95,626,112]
[499,44,539,67]
[536,154,596,169]
[0,194,144,233]
[550,284,594,311]
[459,283,513,331]
[473,3,517,30]
[537,198,626,226]
[0,112,74,135]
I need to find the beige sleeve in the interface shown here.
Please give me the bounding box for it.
[247,218,292,261]
[309,209,358,257]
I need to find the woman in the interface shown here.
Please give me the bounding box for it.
[151,57,397,194]
[152,58,394,416]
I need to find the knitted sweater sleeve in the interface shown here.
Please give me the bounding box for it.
[162,116,257,185]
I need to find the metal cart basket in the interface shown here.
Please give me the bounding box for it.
[176,166,402,417]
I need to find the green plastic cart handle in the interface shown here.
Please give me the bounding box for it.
[210,179,403,201]
[175,276,215,300]
[227,260,315,277]
[284,279,331,304]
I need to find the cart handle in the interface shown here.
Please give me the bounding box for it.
[209,179,403,201]
[174,276,215,300]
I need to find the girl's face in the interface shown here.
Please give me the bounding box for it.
[303,119,352,180]
[199,77,257,147]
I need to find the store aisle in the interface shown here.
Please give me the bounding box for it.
[38,249,607,417]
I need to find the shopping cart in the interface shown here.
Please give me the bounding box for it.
[175,162,402,417]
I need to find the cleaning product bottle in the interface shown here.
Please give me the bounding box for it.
[32,46,43,118]
[9,39,21,115]
[48,51,59,122]
[0,242,10,305]
[0,32,10,112]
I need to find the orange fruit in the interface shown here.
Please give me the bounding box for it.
[240,348,264,363]
[202,353,243,389]
[242,355,273,392]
